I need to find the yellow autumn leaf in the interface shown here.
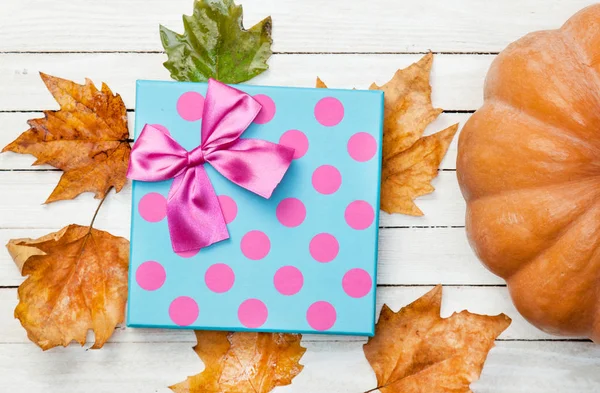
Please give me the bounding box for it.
[171,331,306,393]
[6,222,129,350]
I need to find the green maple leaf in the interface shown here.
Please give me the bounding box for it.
[160,0,273,83]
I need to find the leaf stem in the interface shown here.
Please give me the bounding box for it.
[364,388,380,393]
[88,187,112,232]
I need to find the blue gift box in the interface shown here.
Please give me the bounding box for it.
[127,80,384,335]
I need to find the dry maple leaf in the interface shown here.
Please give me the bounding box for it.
[171,331,306,393]
[373,54,459,215]
[6,208,129,350]
[363,286,511,393]
[2,73,130,203]
[380,126,457,215]
[315,77,328,88]
[371,54,443,157]
[317,54,458,216]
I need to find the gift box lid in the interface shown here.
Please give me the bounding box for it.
[127,80,383,336]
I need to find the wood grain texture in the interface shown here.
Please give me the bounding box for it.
[0,341,596,393]
[0,0,595,52]
[0,53,490,111]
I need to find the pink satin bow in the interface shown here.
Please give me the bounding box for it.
[128,79,294,253]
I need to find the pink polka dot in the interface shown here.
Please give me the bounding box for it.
[238,299,268,328]
[348,132,377,162]
[306,301,336,331]
[312,165,342,195]
[177,92,205,121]
[253,95,276,124]
[274,266,303,296]
[150,124,170,135]
[309,233,339,263]
[315,97,344,127]
[279,130,309,159]
[135,261,166,291]
[205,263,235,293]
[345,201,375,230]
[276,198,306,228]
[240,230,271,260]
[169,296,199,326]
[176,249,200,258]
[138,193,167,222]
[218,195,238,224]
[342,268,373,298]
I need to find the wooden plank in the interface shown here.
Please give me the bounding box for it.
[0,112,469,170]
[0,170,466,230]
[0,341,596,393]
[378,228,501,285]
[0,172,132,231]
[472,341,600,393]
[0,0,594,53]
[0,53,491,111]
[0,227,499,286]
[0,342,202,393]
[0,286,580,343]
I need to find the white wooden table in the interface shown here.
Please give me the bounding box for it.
[1,0,599,392]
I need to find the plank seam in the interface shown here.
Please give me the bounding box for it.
[0,51,500,55]
[0,339,590,344]
[0,169,61,172]
[0,225,466,229]
[0,109,474,114]
[0,283,500,289]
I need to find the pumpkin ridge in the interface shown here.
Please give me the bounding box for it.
[465,178,600,279]
[482,29,600,150]
[503,194,600,281]
[507,220,600,337]
[483,98,600,157]
[559,25,600,96]
[458,4,600,342]
[465,173,600,206]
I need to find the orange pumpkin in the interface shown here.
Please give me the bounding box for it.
[457,5,600,342]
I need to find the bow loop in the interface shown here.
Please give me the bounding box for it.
[127,124,189,182]
[127,79,294,253]
[201,79,263,151]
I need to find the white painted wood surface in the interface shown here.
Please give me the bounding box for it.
[0,0,598,392]
[0,0,594,52]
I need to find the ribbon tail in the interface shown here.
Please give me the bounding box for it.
[166,166,229,253]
